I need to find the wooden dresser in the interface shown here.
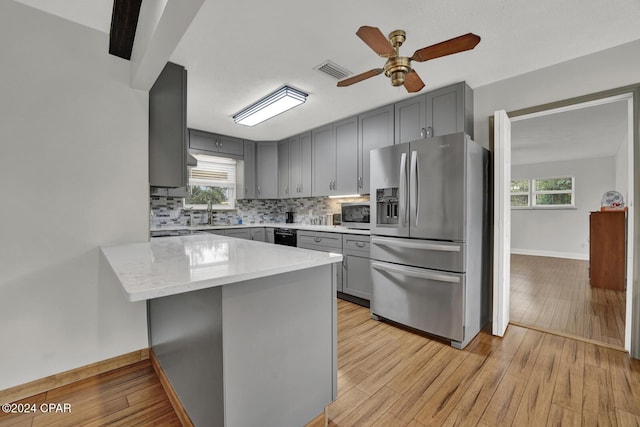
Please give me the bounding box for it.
[589,210,626,290]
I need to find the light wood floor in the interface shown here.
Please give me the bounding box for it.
[312,300,640,426]
[3,299,639,427]
[510,254,626,348]
[0,360,181,427]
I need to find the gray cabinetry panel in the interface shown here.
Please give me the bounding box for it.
[242,140,256,199]
[189,129,243,157]
[311,125,334,197]
[226,229,251,240]
[297,230,343,292]
[343,255,371,300]
[250,227,266,242]
[425,82,473,138]
[358,105,394,194]
[278,140,290,198]
[265,228,275,244]
[334,116,359,195]
[394,95,426,144]
[149,62,188,188]
[288,132,312,197]
[256,142,278,199]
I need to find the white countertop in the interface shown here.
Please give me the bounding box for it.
[151,223,371,235]
[101,234,343,302]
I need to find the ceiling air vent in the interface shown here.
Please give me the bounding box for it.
[314,60,351,81]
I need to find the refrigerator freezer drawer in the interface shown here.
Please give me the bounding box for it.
[370,236,465,273]
[371,261,465,342]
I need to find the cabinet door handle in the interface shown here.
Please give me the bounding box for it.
[358,176,362,188]
[314,237,322,243]
[355,242,366,248]
[257,186,261,195]
[426,126,433,138]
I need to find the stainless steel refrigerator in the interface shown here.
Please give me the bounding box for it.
[369,132,489,349]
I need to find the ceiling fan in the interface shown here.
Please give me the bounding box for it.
[337,26,481,93]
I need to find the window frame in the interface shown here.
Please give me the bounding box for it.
[183,154,237,211]
[511,176,575,210]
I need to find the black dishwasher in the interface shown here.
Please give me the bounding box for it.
[274,228,297,246]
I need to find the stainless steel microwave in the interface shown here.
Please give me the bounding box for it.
[341,202,370,229]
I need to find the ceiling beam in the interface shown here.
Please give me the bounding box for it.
[129,0,204,91]
[109,0,143,60]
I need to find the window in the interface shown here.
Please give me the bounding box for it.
[511,176,574,209]
[510,179,530,207]
[184,154,236,210]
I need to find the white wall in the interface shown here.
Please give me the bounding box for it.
[511,157,615,259]
[615,135,630,202]
[0,2,149,389]
[473,38,640,357]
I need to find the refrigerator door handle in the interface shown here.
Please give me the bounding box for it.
[371,236,461,252]
[410,150,419,227]
[371,261,460,283]
[399,152,408,226]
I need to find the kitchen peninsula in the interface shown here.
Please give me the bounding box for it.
[101,233,341,426]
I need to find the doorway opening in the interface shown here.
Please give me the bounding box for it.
[509,96,631,349]
[492,86,638,355]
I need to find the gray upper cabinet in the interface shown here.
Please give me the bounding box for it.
[242,140,256,199]
[358,105,394,194]
[277,140,290,198]
[394,82,474,143]
[288,132,312,198]
[394,95,426,144]
[189,129,244,157]
[149,62,188,188]
[311,124,334,197]
[425,82,474,138]
[256,142,278,199]
[334,116,359,196]
[312,118,358,197]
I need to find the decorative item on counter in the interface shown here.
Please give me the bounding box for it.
[601,190,626,211]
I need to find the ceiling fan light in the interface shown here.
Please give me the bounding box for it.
[233,86,308,126]
[390,71,406,86]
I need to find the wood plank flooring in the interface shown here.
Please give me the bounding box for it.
[3,298,638,427]
[0,360,180,427]
[510,254,626,348]
[319,300,640,427]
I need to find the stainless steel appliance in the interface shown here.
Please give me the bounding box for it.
[341,202,370,229]
[274,228,297,246]
[369,132,489,349]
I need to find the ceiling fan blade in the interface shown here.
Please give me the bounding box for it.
[356,26,395,57]
[411,33,481,62]
[337,68,384,87]
[404,70,425,93]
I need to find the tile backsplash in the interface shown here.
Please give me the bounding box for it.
[150,195,370,228]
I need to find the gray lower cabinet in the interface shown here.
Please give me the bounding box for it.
[225,229,252,240]
[149,62,188,188]
[256,142,278,199]
[250,227,266,242]
[297,230,343,292]
[206,230,226,236]
[241,140,257,199]
[342,235,371,300]
[189,129,244,157]
[265,228,275,244]
[358,105,394,194]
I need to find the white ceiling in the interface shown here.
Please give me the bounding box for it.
[511,100,629,166]
[12,0,640,142]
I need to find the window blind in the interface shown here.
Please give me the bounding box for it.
[190,154,236,187]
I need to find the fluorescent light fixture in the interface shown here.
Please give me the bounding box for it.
[233,86,308,126]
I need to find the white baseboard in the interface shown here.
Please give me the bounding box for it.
[510,248,589,261]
